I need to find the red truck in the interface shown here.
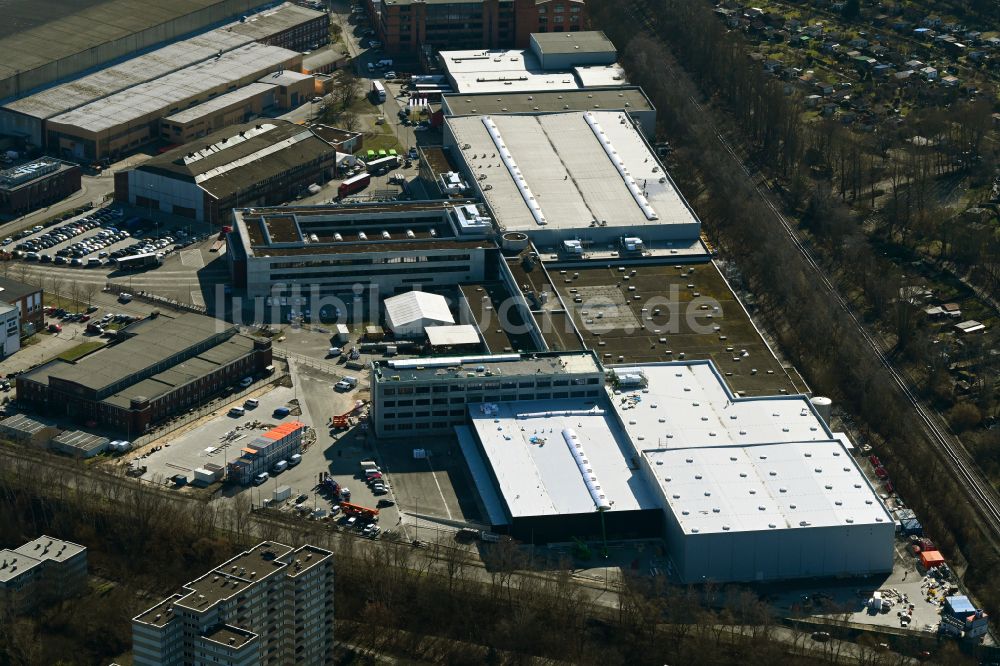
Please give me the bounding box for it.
[337,173,370,199]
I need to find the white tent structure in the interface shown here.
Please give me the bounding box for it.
[384,291,455,338]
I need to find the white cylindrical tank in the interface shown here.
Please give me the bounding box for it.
[811,396,833,424]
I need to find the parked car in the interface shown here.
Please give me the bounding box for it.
[244,398,259,409]
[272,460,288,474]
[228,406,246,417]
[47,323,62,333]
[253,472,269,486]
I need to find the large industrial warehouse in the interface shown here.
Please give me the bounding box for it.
[17,312,272,435]
[0,2,322,154]
[115,121,337,224]
[44,43,302,161]
[0,0,271,101]
[444,111,702,245]
[374,353,894,583]
[614,361,895,583]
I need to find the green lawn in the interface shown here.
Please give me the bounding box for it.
[58,341,104,362]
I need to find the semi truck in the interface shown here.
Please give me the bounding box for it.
[337,173,370,199]
[366,155,399,174]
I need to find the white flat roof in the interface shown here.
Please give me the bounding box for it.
[574,64,627,87]
[447,112,700,234]
[644,440,892,534]
[609,361,892,535]
[441,47,621,95]
[469,399,659,518]
[48,43,298,133]
[164,83,275,124]
[609,362,828,448]
[426,324,480,346]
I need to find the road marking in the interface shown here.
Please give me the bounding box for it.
[426,456,453,520]
[190,290,205,307]
[180,249,205,268]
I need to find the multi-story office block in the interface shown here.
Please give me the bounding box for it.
[370,351,603,437]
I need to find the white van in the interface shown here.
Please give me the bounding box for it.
[229,406,246,417]
[272,460,288,474]
[288,453,302,467]
[244,398,259,409]
[253,472,269,485]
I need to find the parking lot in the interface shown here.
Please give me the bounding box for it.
[132,384,300,483]
[5,204,207,269]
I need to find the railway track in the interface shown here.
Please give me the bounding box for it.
[621,0,1000,546]
[706,120,1000,542]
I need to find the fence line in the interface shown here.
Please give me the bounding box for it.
[104,281,208,315]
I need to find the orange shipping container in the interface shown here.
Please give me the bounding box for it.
[920,550,945,570]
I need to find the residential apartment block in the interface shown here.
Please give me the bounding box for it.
[371,0,587,55]
[0,536,88,613]
[133,541,334,666]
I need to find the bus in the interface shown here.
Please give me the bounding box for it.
[337,173,370,199]
[370,80,386,103]
[113,252,163,271]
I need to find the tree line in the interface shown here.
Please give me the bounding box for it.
[589,0,1000,617]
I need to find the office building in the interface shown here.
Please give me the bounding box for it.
[0,304,20,358]
[0,159,81,217]
[227,422,306,485]
[0,276,44,335]
[444,111,702,245]
[43,43,302,161]
[132,541,333,665]
[17,312,272,435]
[227,201,497,302]
[370,351,603,437]
[117,120,337,224]
[0,536,88,613]
[372,0,588,55]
